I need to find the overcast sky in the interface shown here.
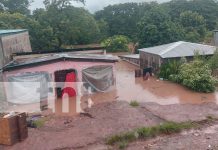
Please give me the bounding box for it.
[30,0,169,13]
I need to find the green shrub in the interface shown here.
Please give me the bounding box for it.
[118,141,128,149]
[209,49,218,73]
[178,60,216,93]
[106,121,195,148]
[136,126,159,138]
[32,118,46,128]
[158,60,181,80]
[130,101,139,107]
[106,131,136,145]
[101,35,129,52]
[159,122,183,134]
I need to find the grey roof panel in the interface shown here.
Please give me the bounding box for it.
[139,41,217,58]
[0,29,27,36]
[120,54,139,59]
[3,53,119,71]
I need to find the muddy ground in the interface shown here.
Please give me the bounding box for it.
[127,121,218,150]
[1,61,218,149]
[1,101,218,150]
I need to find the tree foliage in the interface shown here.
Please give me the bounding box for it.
[1,0,218,51]
[177,60,216,93]
[33,5,100,49]
[158,60,181,80]
[0,12,53,50]
[101,35,129,52]
[179,11,206,42]
[137,6,184,47]
[209,49,218,72]
[0,0,31,15]
[95,2,158,42]
[95,0,218,48]
[164,0,218,30]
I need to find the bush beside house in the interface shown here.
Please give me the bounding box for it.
[101,35,129,52]
[159,56,217,93]
[170,60,216,93]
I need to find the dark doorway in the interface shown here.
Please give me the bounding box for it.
[54,69,77,98]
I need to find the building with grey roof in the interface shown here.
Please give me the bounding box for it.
[119,54,140,66]
[0,29,32,69]
[138,41,217,72]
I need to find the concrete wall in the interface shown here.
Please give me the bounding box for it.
[0,31,32,67]
[139,51,162,72]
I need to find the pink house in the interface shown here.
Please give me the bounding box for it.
[2,53,118,106]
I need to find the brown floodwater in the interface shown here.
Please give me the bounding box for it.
[114,61,218,105]
[3,60,218,115]
[53,60,218,115]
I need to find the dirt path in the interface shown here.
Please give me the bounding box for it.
[1,101,218,150]
[1,101,163,150]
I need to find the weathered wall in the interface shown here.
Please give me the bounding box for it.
[0,41,4,69]
[3,61,116,82]
[139,51,162,72]
[120,57,140,66]
[0,31,32,67]
[0,71,6,105]
[214,31,218,47]
[2,61,116,105]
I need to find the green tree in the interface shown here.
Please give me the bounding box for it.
[179,11,206,42]
[101,35,129,52]
[97,19,109,40]
[209,49,218,73]
[95,2,157,42]
[137,6,184,47]
[0,0,31,15]
[178,60,216,93]
[164,0,218,30]
[0,12,55,50]
[33,0,100,49]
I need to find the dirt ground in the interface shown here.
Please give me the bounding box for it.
[1,101,218,150]
[127,123,218,150]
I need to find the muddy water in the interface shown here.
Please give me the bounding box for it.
[56,60,218,115]
[2,60,218,115]
[115,61,218,105]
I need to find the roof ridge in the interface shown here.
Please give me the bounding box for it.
[159,41,184,56]
[184,41,216,48]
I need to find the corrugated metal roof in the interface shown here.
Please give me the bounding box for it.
[0,29,27,36]
[120,54,139,59]
[3,53,119,71]
[139,41,217,58]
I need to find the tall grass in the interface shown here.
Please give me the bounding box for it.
[106,121,196,149]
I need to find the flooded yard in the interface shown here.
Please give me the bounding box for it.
[1,60,218,115]
[115,61,218,105]
[78,60,218,107]
[2,61,218,150]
